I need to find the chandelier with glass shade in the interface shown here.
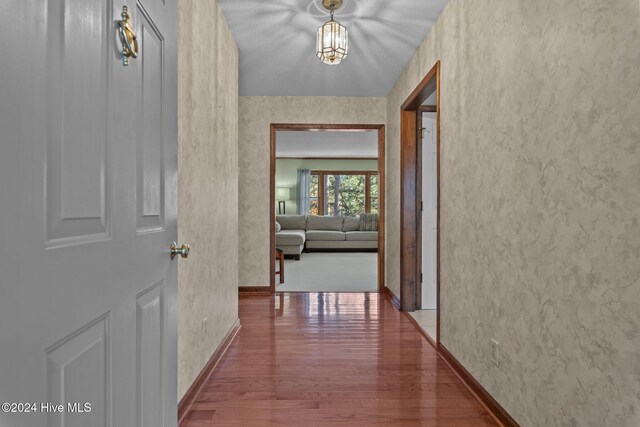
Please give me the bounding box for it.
[316,0,348,65]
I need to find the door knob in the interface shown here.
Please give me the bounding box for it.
[170,242,190,259]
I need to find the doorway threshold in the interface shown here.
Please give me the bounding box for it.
[407,309,437,348]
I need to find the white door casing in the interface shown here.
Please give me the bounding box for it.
[0,1,178,426]
[421,115,438,310]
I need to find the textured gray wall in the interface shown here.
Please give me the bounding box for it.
[238,97,386,287]
[178,0,239,400]
[387,0,640,425]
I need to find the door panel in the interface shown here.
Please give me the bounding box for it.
[0,0,178,426]
[46,0,111,245]
[136,282,164,427]
[47,315,110,427]
[136,7,165,233]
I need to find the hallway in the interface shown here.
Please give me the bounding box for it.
[181,293,497,426]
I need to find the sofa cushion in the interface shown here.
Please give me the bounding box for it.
[307,240,377,249]
[342,216,360,232]
[306,215,343,231]
[275,229,306,246]
[359,213,379,231]
[305,230,346,241]
[276,215,306,230]
[345,231,378,241]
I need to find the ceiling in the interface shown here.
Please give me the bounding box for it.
[217,0,448,96]
[276,131,378,158]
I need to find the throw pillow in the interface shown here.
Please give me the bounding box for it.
[359,213,378,231]
[275,221,281,232]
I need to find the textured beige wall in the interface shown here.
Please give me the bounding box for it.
[387,0,640,425]
[178,0,239,400]
[238,97,386,286]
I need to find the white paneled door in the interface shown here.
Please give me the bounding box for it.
[421,115,438,310]
[0,1,178,426]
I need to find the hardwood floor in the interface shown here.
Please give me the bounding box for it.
[181,293,498,426]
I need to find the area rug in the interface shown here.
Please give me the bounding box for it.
[277,252,377,292]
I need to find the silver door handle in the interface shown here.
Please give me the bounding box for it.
[170,242,190,259]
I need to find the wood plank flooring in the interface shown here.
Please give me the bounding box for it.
[181,293,498,426]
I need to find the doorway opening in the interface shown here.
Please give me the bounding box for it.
[400,61,440,345]
[269,124,386,294]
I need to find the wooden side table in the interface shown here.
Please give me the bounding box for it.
[275,248,284,284]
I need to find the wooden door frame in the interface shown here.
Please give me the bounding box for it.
[399,61,441,342]
[270,123,386,294]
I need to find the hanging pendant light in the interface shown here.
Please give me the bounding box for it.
[316,0,348,65]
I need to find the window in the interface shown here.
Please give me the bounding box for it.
[309,174,319,215]
[309,170,378,216]
[369,174,378,214]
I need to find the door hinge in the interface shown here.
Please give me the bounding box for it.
[418,127,425,139]
[420,272,423,283]
[420,201,423,212]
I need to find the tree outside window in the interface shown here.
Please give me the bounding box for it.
[337,175,365,216]
[370,174,379,214]
[309,174,319,215]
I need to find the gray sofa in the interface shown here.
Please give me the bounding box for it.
[276,215,378,259]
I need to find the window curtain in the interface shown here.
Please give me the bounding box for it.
[296,168,311,215]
